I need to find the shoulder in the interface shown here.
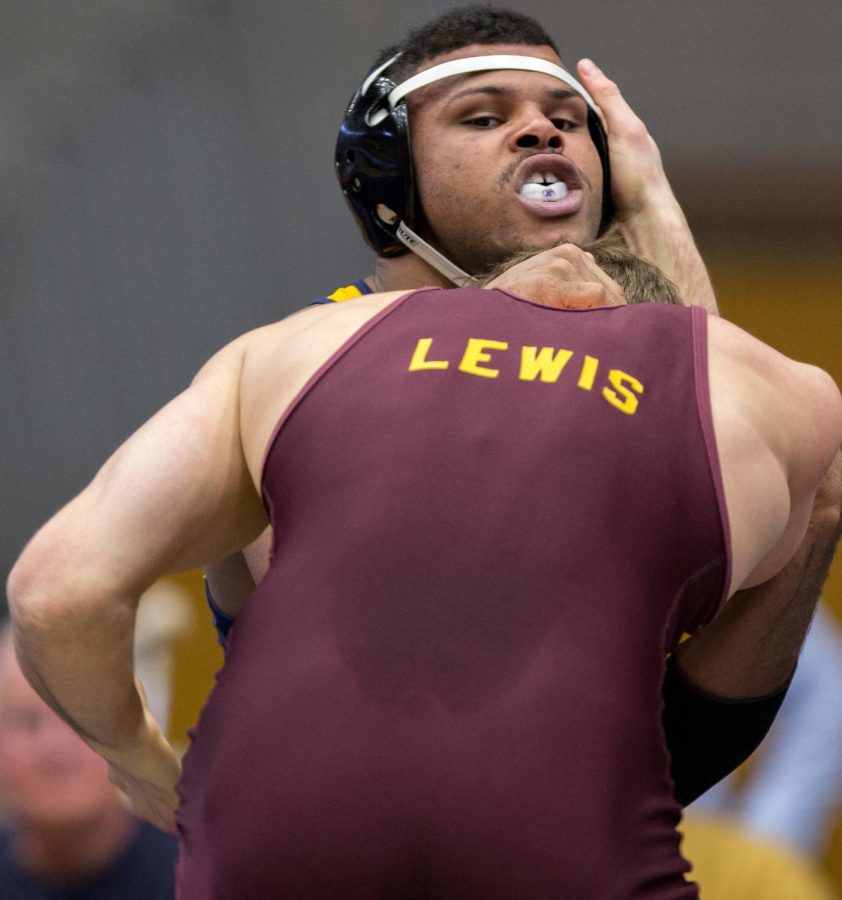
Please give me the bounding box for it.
[187,291,407,393]
[706,313,842,489]
[706,314,841,416]
[234,291,411,473]
[240,290,409,364]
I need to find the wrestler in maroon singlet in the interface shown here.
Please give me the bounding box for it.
[177,287,729,898]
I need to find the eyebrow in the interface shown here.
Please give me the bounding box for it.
[443,85,582,105]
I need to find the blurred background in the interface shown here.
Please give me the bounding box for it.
[0,1,840,896]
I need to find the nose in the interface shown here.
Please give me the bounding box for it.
[511,111,563,151]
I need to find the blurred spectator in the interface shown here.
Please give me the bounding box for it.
[0,623,177,899]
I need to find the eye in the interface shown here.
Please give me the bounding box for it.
[463,115,502,129]
[550,117,581,131]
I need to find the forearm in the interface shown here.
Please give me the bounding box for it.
[9,594,144,759]
[7,531,145,759]
[204,529,270,631]
[662,654,791,806]
[663,513,837,805]
[8,565,181,832]
[618,197,718,315]
[205,550,257,621]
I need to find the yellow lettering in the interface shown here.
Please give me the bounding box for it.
[577,355,599,390]
[408,338,449,371]
[602,369,644,415]
[519,346,574,382]
[458,338,508,379]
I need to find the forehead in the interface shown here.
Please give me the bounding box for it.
[406,43,576,108]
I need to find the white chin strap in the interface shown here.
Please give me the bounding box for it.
[396,223,479,288]
[368,55,599,288]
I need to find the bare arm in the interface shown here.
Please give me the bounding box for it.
[205,527,272,623]
[6,339,268,830]
[657,350,841,806]
[577,59,718,315]
[675,450,842,699]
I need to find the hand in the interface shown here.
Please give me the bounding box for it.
[104,699,182,833]
[576,59,718,314]
[484,243,626,309]
[576,59,673,223]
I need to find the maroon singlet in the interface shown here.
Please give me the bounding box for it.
[176,288,730,898]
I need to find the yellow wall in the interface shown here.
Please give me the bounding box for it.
[166,570,224,748]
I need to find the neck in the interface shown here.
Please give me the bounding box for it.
[367,251,457,294]
[12,807,137,882]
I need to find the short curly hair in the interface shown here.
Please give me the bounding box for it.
[374,6,559,81]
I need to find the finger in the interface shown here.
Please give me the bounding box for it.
[116,786,139,816]
[534,282,610,310]
[134,676,149,705]
[576,59,643,135]
[574,256,627,306]
[576,59,623,108]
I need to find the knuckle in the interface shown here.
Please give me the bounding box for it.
[600,78,622,99]
[626,120,652,145]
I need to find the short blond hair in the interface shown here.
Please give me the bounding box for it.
[483,234,682,306]
[582,234,681,306]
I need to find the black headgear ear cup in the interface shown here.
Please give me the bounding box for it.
[335,74,415,257]
[587,113,613,235]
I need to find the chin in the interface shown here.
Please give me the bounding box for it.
[22,785,119,826]
[27,801,118,829]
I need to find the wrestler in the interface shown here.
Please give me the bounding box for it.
[7,241,842,895]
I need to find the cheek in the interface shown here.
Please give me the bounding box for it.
[412,126,492,198]
[415,150,500,227]
[0,746,115,817]
[0,750,50,808]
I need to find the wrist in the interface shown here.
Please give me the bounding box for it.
[617,194,690,258]
[82,691,152,763]
[616,200,718,314]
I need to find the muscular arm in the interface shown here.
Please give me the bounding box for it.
[575,60,841,801]
[667,453,842,803]
[677,450,842,697]
[6,339,269,830]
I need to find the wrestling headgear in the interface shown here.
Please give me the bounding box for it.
[335,53,613,287]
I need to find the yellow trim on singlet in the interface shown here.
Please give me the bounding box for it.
[327,284,368,303]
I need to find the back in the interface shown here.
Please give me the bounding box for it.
[177,288,729,898]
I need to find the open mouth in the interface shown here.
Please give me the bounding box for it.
[514,154,583,216]
[520,174,569,202]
